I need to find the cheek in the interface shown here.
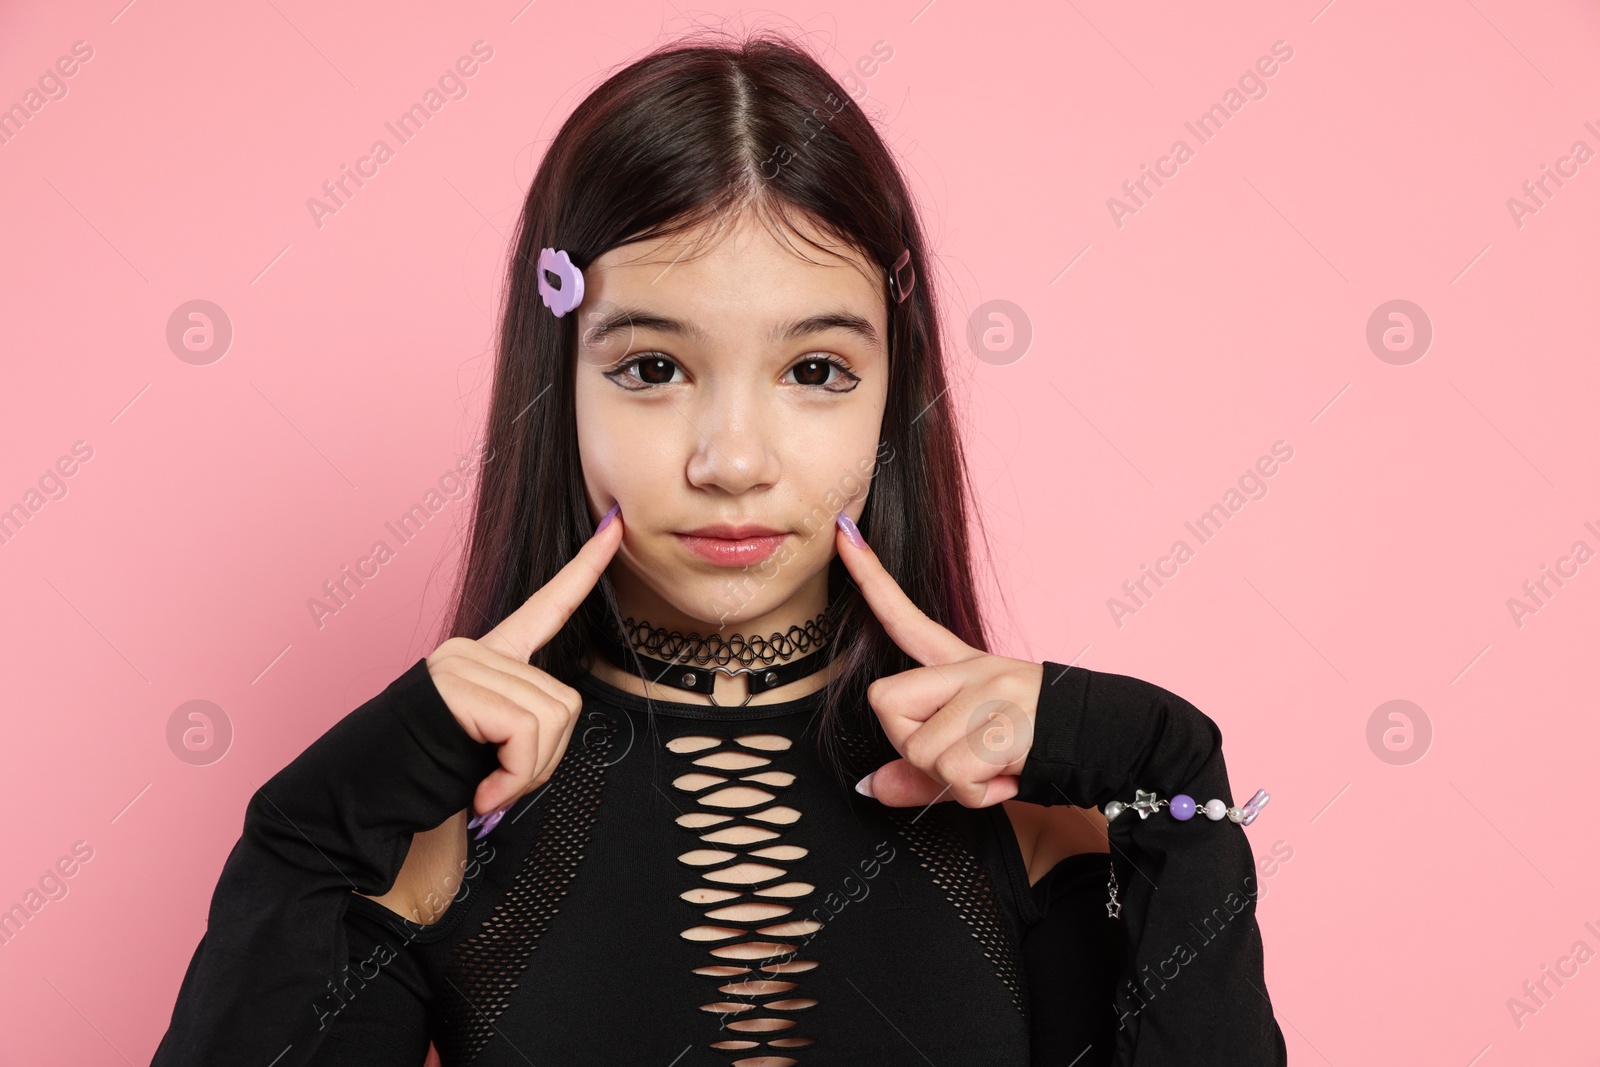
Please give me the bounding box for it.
[795,410,883,510]
[575,386,679,511]
[575,379,630,502]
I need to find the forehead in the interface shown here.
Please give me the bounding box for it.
[583,211,886,336]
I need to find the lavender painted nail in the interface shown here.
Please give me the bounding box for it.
[596,502,620,534]
[836,512,865,549]
[473,805,509,840]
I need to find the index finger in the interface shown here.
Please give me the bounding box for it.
[834,512,977,668]
[479,505,623,663]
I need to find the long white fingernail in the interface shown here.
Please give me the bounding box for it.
[854,772,876,798]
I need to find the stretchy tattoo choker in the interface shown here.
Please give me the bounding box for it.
[589,610,836,705]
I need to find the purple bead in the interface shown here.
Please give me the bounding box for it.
[1169,794,1196,821]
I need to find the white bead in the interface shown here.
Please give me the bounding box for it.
[1105,800,1125,821]
[1227,806,1244,823]
[1203,799,1227,821]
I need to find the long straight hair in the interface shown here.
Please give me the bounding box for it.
[436,31,1000,776]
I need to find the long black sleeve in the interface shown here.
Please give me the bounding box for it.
[1021,851,1125,1065]
[1013,662,1287,1066]
[300,901,435,1065]
[151,657,501,1067]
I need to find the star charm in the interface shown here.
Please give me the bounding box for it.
[1130,789,1162,819]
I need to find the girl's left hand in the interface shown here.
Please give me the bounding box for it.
[835,515,1045,809]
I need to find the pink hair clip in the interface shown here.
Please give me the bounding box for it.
[888,247,914,304]
[537,247,585,317]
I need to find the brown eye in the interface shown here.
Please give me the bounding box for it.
[791,359,831,386]
[785,355,860,393]
[634,356,677,385]
[605,354,684,390]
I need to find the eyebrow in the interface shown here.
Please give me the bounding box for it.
[581,306,883,354]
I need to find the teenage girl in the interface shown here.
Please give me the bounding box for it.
[153,31,1286,1067]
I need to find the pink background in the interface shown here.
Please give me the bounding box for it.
[3,0,1598,1062]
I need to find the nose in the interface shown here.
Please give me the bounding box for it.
[683,392,782,494]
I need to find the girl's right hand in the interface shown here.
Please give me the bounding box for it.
[425,505,623,823]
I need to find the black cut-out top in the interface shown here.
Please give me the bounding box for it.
[151,658,1287,1067]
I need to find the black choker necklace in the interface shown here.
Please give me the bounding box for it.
[589,610,836,706]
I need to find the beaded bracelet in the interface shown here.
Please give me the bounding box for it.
[1103,787,1270,825]
[1100,788,1270,919]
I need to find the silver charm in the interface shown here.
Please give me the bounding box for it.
[1106,862,1121,919]
[1129,789,1165,819]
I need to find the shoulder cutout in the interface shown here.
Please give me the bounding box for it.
[358,808,471,926]
[1002,799,1109,887]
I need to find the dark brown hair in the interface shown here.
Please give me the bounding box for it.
[436,29,1000,776]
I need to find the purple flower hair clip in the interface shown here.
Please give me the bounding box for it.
[537,247,585,317]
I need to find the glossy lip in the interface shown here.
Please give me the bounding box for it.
[674,524,788,567]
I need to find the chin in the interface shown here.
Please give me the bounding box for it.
[675,574,801,631]
[694,584,787,630]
